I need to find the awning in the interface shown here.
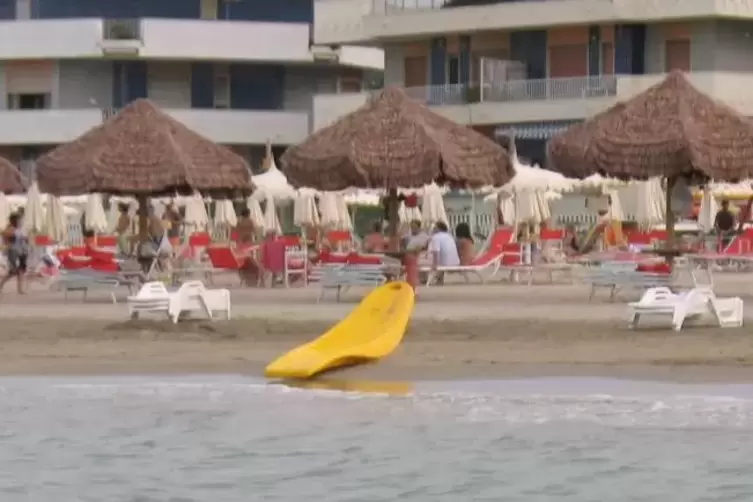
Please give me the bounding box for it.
[494,120,580,140]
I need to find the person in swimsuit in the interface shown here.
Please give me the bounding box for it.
[0,212,29,295]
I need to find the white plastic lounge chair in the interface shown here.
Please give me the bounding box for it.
[127,281,171,319]
[628,287,743,331]
[168,280,231,323]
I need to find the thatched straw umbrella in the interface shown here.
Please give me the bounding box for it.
[281,87,513,237]
[0,157,25,194]
[547,70,753,247]
[546,102,625,178]
[36,99,252,239]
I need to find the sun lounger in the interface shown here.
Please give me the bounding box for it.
[127,281,172,318]
[318,264,386,302]
[54,269,139,303]
[127,280,231,323]
[167,280,231,323]
[628,287,743,330]
[582,262,672,301]
[422,249,506,286]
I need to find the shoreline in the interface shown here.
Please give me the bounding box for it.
[2,317,753,383]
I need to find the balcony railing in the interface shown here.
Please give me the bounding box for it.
[371,0,607,14]
[102,18,141,40]
[394,75,617,106]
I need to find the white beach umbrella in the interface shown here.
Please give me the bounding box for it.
[535,191,552,223]
[251,146,296,201]
[318,192,340,229]
[606,189,625,221]
[293,189,320,227]
[342,189,381,206]
[213,199,238,228]
[335,194,353,231]
[708,180,753,199]
[262,194,281,234]
[635,178,666,230]
[246,197,265,231]
[698,187,718,233]
[44,194,68,243]
[513,192,542,225]
[574,173,624,193]
[0,193,10,227]
[183,192,209,232]
[421,182,448,227]
[402,201,421,223]
[84,193,108,233]
[23,181,45,233]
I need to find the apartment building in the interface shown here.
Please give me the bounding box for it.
[311,0,753,163]
[0,0,384,176]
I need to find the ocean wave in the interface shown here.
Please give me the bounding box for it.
[2,376,753,429]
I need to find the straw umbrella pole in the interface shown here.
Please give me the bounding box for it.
[35,99,252,244]
[281,87,513,246]
[548,71,753,249]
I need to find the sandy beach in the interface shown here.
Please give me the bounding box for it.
[0,270,752,382]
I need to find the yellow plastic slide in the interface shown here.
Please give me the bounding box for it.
[264,282,416,380]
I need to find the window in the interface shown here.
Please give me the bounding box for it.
[7,93,50,110]
[447,55,460,84]
[213,65,230,109]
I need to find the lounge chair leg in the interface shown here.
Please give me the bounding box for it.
[628,313,639,329]
[588,285,596,302]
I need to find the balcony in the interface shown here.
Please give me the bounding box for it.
[0,109,309,146]
[311,72,753,130]
[316,0,753,44]
[0,18,314,62]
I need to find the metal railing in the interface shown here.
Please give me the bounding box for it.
[102,18,141,40]
[372,0,607,14]
[101,108,121,121]
[396,75,617,106]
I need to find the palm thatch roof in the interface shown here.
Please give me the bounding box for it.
[549,71,753,181]
[281,87,513,191]
[546,103,626,177]
[36,99,252,197]
[0,157,25,194]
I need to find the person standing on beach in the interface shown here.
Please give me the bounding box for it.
[0,212,29,295]
[715,200,735,249]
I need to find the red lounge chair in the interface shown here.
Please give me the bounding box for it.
[346,253,383,265]
[540,228,565,242]
[34,235,54,247]
[206,246,253,285]
[422,228,515,286]
[318,249,348,264]
[325,230,352,251]
[60,254,93,270]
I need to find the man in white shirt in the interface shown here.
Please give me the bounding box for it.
[428,221,460,284]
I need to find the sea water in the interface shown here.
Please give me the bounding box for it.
[1,375,752,501]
